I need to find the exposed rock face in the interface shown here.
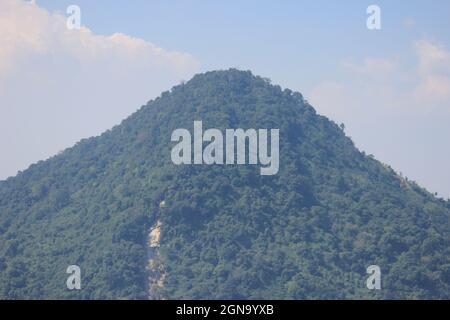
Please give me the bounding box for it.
[147,218,165,299]
[149,220,161,248]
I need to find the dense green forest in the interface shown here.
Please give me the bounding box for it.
[0,69,449,299]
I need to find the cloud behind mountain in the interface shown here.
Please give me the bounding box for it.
[0,0,200,180]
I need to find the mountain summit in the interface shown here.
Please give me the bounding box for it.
[0,69,449,299]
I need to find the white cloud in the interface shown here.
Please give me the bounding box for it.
[0,0,200,179]
[307,39,450,198]
[341,58,398,77]
[414,40,450,101]
[311,40,450,118]
[416,40,450,73]
[0,0,197,83]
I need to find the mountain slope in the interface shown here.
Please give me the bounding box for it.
[0,69,449,299]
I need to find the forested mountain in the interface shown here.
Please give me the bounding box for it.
[0,69,449,299]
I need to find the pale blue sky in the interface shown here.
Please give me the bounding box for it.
[37,0,450,87]
[2,0,450,198]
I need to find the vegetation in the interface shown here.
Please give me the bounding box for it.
[0,69,449,299]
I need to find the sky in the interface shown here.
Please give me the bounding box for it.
[1,0,450,198]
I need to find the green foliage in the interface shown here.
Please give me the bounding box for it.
[0,69,449,299]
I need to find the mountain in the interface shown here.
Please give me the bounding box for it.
[0,69,449,299]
